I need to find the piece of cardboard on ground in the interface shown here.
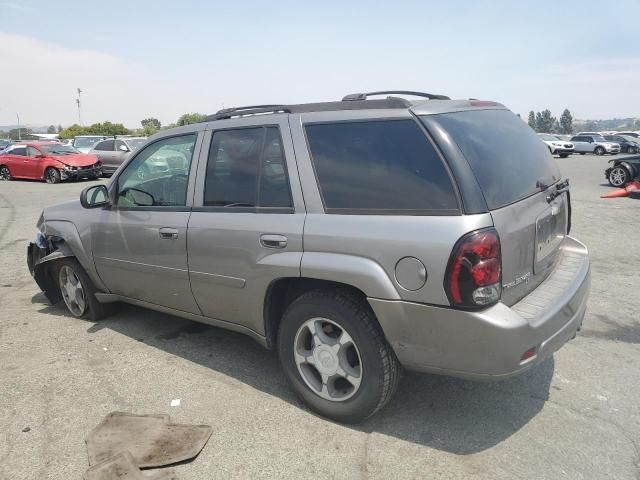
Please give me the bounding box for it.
[84,451,177,480]
[86,412,213,468]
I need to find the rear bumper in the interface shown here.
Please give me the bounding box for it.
[370,236,590,380]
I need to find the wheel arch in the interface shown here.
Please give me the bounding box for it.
[37,220,109,295]
[263,277,377,349]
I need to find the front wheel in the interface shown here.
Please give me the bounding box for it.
[278,289,401,423]
[45,167,61,184]
[55,258,114,321]
[0,165,12,180]
[559,154,569,158]
[595,146,605,156]
[608,166,630,187]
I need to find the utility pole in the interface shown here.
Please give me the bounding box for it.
[16,113,21,141]
[76,88,83,126]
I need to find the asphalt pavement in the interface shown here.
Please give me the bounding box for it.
[0,153,638,479]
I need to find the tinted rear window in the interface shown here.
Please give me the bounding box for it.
[424,110,561,210]
[305,120,458,213]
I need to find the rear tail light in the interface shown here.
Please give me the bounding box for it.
[444,228,502,309]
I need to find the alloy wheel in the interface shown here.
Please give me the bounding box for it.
[58,265,87,316]
[293,317,363,402]
[609,167,628,187]
[0,166,10,180]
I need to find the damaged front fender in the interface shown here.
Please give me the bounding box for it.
[27,239,75,304]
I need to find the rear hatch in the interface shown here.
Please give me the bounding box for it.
[422,108,569,306]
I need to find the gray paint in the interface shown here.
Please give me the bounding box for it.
[32,98,591,381]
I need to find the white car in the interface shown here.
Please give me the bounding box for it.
[570,135,620,155]
[537,134,574,158]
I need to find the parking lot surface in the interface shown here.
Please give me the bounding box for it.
[1,153,639,479]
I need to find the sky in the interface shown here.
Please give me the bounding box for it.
[0,0,638,128]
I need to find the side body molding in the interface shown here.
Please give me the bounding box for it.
[301,252,400,300]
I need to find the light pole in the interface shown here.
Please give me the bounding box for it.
[76,88,83,126]
[16,113,21,141]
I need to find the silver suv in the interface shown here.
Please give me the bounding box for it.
[27,92,591,423]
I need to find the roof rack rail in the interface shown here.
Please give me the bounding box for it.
[342,90,450,101]
[206,104,291,121]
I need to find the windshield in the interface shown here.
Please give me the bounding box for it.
[126,138,147,151]
[423,109,561,210]
[74,137,101,149]
[540,134,560,141]
[40,145,80,155]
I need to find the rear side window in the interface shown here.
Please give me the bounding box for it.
[9,146,26,156]
[94,140,114,151]
[305,120,458,213]
[424,110,561,210]
[203,126,292,208]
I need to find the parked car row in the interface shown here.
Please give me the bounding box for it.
[537,130,640,158]
[0,135,152,184]
[0,141,102,183]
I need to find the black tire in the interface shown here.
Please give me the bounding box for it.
[559,154,569,158]
[278,289,401,423]
[608,166,630,187]
[0,165,11,180]
[579,152,586,155]
[54,258,115,321]
[45,167,61,184]
[630,147,638,154]
[594,146,605,156]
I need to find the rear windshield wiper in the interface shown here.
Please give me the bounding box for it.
[546,178,570,203]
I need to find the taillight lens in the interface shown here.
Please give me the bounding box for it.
[445,228,502,309]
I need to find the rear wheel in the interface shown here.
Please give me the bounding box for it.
[0,165,11,180]
[45,167,61,184]
[278,289,401,423]
[595,146,605,156]
[608,166,630,187]
[55,258,114,321]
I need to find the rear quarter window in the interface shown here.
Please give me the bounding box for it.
[304,119,459,214]
[423,109,561,210]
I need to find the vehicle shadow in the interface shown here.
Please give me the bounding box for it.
[35,298,554,455]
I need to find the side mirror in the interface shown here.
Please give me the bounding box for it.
[80,184,110,209]
[119,145,129,152]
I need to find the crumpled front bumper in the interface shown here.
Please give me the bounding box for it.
[60,166,102,180]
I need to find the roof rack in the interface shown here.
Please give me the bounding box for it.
[206,104,291,121]
[342,90,450,101]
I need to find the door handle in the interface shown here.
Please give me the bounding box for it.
[158,227,179,239]
[260,234,287,249]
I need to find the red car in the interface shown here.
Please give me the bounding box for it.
[0,141,102,184]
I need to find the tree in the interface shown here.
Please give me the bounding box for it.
[552,120,562,134]
[176,113,205,126]
[528,111,536,130]
[9,128,32,140]
[47,125,56,134]
[140,117,161,136]
[57,124,86,140]
[535,109,556,133]
[141,117,161,130]
[559,109,573,134]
